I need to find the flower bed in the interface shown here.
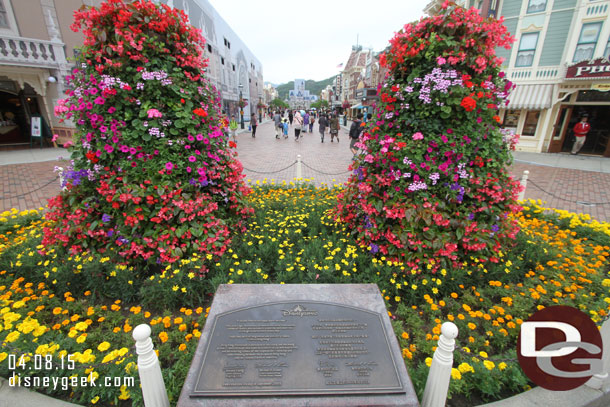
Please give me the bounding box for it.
[0,187,609,406]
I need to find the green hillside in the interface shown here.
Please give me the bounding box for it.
[276,76,335,100]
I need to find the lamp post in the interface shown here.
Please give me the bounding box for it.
[238,84,244,129]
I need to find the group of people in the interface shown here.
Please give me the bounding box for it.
[272,109,342,143]
[226,112,258,144]
[225,108,365,159]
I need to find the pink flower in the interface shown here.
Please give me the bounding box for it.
[412,132,424,140]
[188,156,196,162]
[436,56,446,65]
[165,162,174,171]
[52,134,59,142]
[147,108,162,119]
[94,97,105,105]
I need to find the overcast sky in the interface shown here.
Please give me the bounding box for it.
[207,0,431,85]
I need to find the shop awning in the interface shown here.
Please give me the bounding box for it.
[350,103,363,109]
[505,84,554,110]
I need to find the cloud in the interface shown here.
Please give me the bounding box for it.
[207,0,430,84]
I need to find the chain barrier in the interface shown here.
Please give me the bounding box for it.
[301,161,352,176]
[0,340,137,370]
[0,176,60,200]
[526,178,610,206]
[242,161,296,174]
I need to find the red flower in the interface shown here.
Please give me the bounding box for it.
[193,108,207,117]
[460,97,476,112]
[228,141,237,148]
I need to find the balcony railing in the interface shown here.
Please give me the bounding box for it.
[505,65,566,82]
[0,35,65,69]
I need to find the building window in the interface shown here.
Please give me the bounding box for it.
[0,1,9,28]
[515,32,539,67]
[574,22,603,62]
[0,0,18,35]
[207,44,212,53]
[502,109,520,129]
[221,57,224,65]
[527,0,547,13]
[232,64,235,72]
[522,111,540,136]
[605,37,610,58]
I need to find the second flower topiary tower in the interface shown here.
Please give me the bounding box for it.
[336,4,522,277]
[43,0,253,268]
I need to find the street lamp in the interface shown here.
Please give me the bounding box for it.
[238,84,244,129]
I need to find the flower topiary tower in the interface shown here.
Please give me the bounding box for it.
[43,0,252,268]
[336,3,522,277]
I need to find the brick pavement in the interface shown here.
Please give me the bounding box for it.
[1,119,610,222]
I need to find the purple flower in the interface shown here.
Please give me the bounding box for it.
[102,214,111,223]
[370,244,379,254]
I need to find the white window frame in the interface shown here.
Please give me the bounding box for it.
[573,22,603,62]
[527,0,547,14]
[515,32,540,67]
[0,0,20,37]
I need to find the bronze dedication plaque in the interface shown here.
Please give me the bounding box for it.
[191,301,405,397]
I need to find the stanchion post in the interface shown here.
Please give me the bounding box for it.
[133,324,170,407]
[518,170,529,201]
[296,154,302,179]
[421,322,458,407]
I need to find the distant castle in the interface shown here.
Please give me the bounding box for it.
[288,79,318,109]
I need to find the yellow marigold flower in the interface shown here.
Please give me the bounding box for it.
[458,362,474,373]
[451,368,462,380]
[5,331,20,342]
[97,342,111,352]
[401,332,409,340]
[483,360,495,370]
[91,396,99,404]
[468,323,476,330]
[498,362,508,370]
[0,352,7,362]
[179,343,187,351]
[76,333,87,344]
[159,332,168,343]
[425,357,432,368]
[479,351,488,358]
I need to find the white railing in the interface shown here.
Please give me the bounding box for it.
[0,34,65,69]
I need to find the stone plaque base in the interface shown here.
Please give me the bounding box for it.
[177,284,419,407]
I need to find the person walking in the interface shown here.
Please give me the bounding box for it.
[288,110,293,125]
[250,113,258,138]
[273,111,282,139]
[349,113,364,158]
[229,115,238,143]
[571,114,591,155]
[330,113,340,143]
[303,111,310,133]
[293,110,303,140]
[282,118,289,138]
[309,113,315,133]
[318,113,328,143]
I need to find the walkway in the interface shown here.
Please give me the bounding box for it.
[1,120,610,222]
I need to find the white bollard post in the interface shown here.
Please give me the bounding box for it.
[518,170,529,201]
[296,154,302,179]
[133,324,170,407]
[421,322,459,407]
[586,318,610,390]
